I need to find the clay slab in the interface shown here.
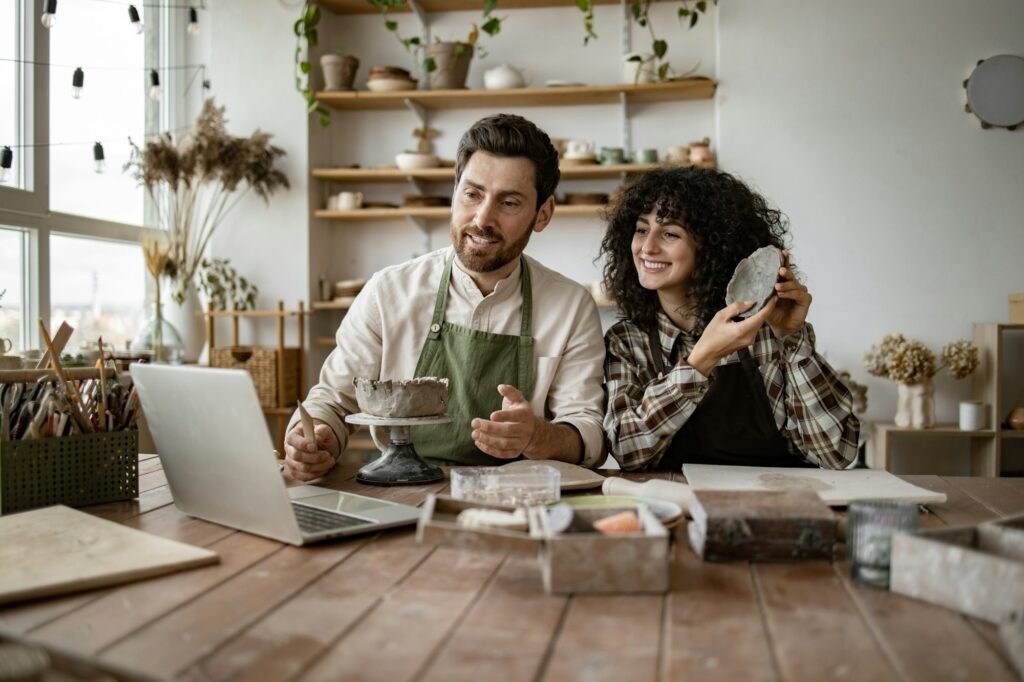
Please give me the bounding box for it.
[725,245,783,318]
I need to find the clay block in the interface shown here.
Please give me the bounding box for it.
[353,376,448,418]
[890,513,1024,623]
[687,489,837,561]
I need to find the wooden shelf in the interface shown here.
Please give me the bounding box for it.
[315,79,715,111]
[1002,430,1024,439]
[311,298,356,311]
[311,161,717,184]
[875,423,997,438]
[314,337,337,348]
[320,0,623,14]
[314,204,604,221]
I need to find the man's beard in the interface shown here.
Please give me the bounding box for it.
[450,219,535,273]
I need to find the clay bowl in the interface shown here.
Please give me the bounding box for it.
[354,377,449,418]
[725,245,783,318]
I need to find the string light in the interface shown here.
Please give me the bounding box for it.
[0,147,12,183]
[93,142,106,173]
[149,69,161,100]
[188,7,199,36]
[72,67,85,99]
[41,0,57,28]
[128,5,144,34]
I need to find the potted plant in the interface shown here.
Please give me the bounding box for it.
[367,0,502,89]
[576,0,716,82]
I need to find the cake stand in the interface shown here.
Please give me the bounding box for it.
[344,412,450,485]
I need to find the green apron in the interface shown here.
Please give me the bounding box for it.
[412,253,534,465]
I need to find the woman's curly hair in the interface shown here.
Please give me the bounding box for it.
[599,167,791,334]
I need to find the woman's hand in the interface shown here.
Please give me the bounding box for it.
[686,298,777,376]
[767,250,812,339]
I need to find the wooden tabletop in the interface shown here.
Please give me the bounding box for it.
[1,454,1022,682]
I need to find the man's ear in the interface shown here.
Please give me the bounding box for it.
[532,195,556,234]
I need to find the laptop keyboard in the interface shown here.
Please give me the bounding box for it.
[292,503,372,535]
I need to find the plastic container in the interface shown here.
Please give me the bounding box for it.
[450,464,560,506]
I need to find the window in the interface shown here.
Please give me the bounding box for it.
[49,234,146,354]
[48,0,146,224]
[0,0,25,188]
[0,228,26,351]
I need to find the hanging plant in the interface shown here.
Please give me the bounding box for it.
[293,1,331,127]
[577,0,716,82]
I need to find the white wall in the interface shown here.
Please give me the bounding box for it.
[198,1,1024,473]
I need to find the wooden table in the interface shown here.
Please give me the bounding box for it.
[1,454,1022,682]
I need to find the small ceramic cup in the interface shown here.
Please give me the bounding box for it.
[666,145,689,164]
[959,400,986,431]
[633,148,658,164]
[337,191,363,210]
[599,147,625,165]
[565,140,594,157]
[326,194,339,211]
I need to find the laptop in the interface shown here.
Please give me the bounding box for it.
[130,364,421,546]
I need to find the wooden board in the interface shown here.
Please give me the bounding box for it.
[0,505,219,605]
[687,490,836,561]
[682,464,947,506]
[501,459,606,491]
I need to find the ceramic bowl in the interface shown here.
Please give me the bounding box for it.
[353,377,449,418]
[366,77,417,92]
[395,152,440,170]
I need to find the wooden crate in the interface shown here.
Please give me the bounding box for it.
[890,513,1024,623]
[418,494,670,594]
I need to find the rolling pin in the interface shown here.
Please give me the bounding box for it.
[602,477,694,516]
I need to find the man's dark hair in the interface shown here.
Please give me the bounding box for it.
[599,166,791,333]
[455,114,560,208]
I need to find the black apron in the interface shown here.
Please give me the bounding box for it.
[648,326,812,470]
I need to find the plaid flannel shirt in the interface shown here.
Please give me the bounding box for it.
[604,312,859,471]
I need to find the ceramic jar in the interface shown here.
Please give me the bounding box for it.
[689,138,713,164]
[1007,406,1024,430]
[320,54,359,91]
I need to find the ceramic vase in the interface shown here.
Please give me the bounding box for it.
[895,379,935,429]
[423,42,473,90]
[320,54,359,91]
[164,281,206,364]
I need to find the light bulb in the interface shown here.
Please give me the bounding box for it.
[0,146,12,183]
[187,7,199,36]
[128,5,143,34]
[149,69,161,100]
[40,0,57,28]
[93,142,106,174]
[72,67,84,99]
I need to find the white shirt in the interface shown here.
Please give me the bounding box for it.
[296,247,607,468]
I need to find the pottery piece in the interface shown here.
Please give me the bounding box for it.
[623,53,655,84]
[354,377,450,418]
[666,145,689,164]
[395,152,440,170]
[366,77,417,92]
[565,140,595,158]
[689,138,714,164]
[337,191,363,210]
[599,147,625,165]
[1007,407,1024,430]
[724,245,783,318]
[320,54,359,91]
[483,64,526,90]
[423,42,473,90]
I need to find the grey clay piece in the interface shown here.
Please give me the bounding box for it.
[725,245,783,318]
[353,377,450,418]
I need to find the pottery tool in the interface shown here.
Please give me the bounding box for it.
[34,321,73,370]
[297,400,316,440]
[97,337,108,431]
[602,477,693,514]
[687,489,837,561]
[38,319,91,434]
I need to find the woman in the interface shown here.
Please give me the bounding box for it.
[600,167,858,471]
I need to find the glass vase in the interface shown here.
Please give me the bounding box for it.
[131,292,185,364]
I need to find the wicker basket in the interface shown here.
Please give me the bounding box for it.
[0,430,139,515]
[209,346,300,408]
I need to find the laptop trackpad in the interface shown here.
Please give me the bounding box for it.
[293,491,393,516]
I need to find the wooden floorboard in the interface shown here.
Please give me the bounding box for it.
[179,531,433,682]
[420,556,569,682]
[662,526,778,682]
[294,547,504,682]
[754,562,901,681]
[138,468,168,493]
[100,540,364,678]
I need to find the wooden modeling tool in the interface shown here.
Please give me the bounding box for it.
[38,319,91,434]
[297,400,316,441]
[35,321,73,370]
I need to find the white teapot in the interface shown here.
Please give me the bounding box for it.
[483,64,526,90]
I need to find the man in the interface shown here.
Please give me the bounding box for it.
[284,114,605,481]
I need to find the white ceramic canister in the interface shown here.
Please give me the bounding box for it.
[959,400,986,431]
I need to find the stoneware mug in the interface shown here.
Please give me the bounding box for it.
[337,191,363,210]
[599,147,625,165]
[0,338,19,369]
[565,140,595,158]
[633,148,658,164]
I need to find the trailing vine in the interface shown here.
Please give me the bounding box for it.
[293,2,331,127]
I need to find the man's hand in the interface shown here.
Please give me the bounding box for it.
[471,384,537,459]
[283,420,339,482]
[687,298,777,376]
[767,249,812,339]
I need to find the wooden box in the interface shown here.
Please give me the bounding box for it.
[687,489,837,561]
[417,494,670,594]
[1011,293,1024,324]
[890,513,1024,623]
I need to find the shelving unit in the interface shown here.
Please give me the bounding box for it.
[313,204,605,221]
[320,0,626,14]
[870,323,1024,477]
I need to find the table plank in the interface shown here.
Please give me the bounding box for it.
[902,476,998,527]
[753,562,901,681]
[836,562,1018,681]
[101,540,364,678]
[541,594,663,682]
[179,530,434,682]
[138,468,168,493]
[943,477,1024,517]
[421,556,569,682]
[295,546,504,682]
[664,527,778,682]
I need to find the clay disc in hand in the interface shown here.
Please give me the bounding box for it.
[725,245,783,318]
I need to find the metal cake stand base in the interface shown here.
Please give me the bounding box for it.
[344,413,450,486]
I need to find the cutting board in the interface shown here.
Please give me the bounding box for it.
[0,505,219,605]
[682,464,947,507]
